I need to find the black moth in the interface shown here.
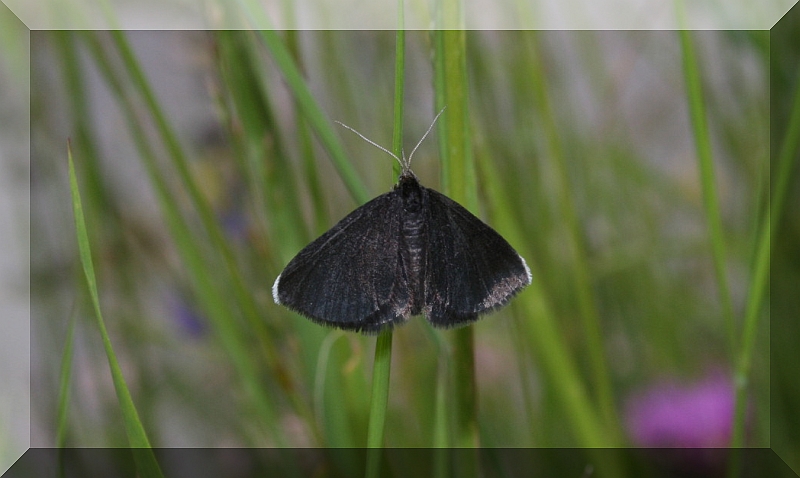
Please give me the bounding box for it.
[273,112,531,333]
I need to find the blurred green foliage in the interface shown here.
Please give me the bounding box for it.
[28,25,799,477]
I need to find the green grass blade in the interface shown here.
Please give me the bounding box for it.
[679,29,737,356]
[479,152,627,476]
[283,30,330,237]
[106,31,293,397]
[431,30,452,477]
[365,331,393,478]
[767,62,800,246]
[729,61,800,456]
[434,30,476,205]
[313,331,346,439]
[477,158,608,448]
[365,22,405,478]
[259,30,371,205]
[433,26,480,478]
[391,26,406,176]
[433,352,450,477]
[54,31,119,235]
[434,25,479,440]
[214,30,310,255]
[81,32,288,447]
[212,30,326,441]
[68,146,164,478]
[524,33,621,439]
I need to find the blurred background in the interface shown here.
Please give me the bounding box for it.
[19,23,799,478]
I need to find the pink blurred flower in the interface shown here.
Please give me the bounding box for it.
[624,372,736,448]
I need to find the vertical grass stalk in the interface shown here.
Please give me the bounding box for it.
[433,22,480,478]
[69,147,164,478]
[365,21,405,478]
[728,61,800,463]
[477,158,618,452]
[107,31,295,394]
[259,29,371,205]
[365,331,393,477]
[524,32,621,440]
[82,32,288,447]
[679,29,737,357]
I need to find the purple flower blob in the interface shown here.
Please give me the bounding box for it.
[625,372,735,448]
[169,294,207,338]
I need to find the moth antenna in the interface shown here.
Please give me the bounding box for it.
[406,107,446,167]
[335,121,404,170]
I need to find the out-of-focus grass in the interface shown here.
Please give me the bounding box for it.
[69,145,164,478]
[30,27,795,477]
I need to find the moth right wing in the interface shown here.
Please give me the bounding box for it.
[422,188,531,328]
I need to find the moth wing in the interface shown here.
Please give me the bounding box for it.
[423,189,531,328]
[274,191,411,333]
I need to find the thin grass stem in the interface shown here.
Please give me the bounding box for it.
[81,32,289,448]
[524,32,621,441]
[728,61,800,467]
[365,21,405,478]
[679,29,738,358]
[69,146,164,478]
[259,30,371,204]
[433,25,480,478]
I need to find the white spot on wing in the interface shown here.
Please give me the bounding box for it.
[520,255,533,285]
[272,273,282,304]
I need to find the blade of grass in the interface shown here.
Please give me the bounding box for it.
[102,32,319,462]
[284,30,330,236]
[214,31,362,452]
[365,21,405,478]
[478,157,627,478]
[433,24,480,478]
[391,27,406,178]
[365,331,393,477]
[524,32,621,440]
[231,1,371,204]
[236,32,381,454]
[105,32,296,403]
[213,31,331,445]
[69,145,164,478]
[477,157,604,447]
[313,331,347,441]
[679,29,737,358]
[248,27,375,455]
[431,31,453,477]
[434,30,476,206]
[259,29,371,205]
[81,32,289,448]
[228,22,377,456]
[57,29,151,327]
[214,30,309,256]
[729,61,800,463]
[766,64,800,248]
[433,349,450,472]
[54,31,119,241]
[434,22,479,434]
